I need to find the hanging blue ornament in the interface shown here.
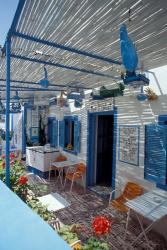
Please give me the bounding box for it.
[39,66,49,88]
[120,24,149,87]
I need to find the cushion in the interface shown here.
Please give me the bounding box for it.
[55,155,67,162]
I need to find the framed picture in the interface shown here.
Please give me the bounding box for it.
[119,125,140,166]
[30,127,39,139]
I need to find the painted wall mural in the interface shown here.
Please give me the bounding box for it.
[119,125,139,166]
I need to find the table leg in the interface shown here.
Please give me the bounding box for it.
[124,208,131,240]
[56,168,65,187]
[131,212,151,249]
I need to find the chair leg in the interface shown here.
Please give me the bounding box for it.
[81,175,85,193]
[108,191,112,207]
[70,178,74,193]
[49,167,51,181]
[124,209,131,240]
[64,177,67,190]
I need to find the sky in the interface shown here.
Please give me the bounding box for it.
[0,0,19,46]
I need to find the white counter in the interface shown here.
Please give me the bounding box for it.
[26,146,59,178]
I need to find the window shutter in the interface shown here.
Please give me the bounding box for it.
[74,118,81,154]
[47,118,52,143]
[144,124,167,185]
[51,119,58,147]
[59,120,65,148]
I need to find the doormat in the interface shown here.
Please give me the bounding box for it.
[38,192,70,212]
[88,185,111,199]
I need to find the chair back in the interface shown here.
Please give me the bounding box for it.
[76,163,86,174]
[123,182,143,200]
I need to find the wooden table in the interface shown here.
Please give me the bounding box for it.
[125,189,167,248]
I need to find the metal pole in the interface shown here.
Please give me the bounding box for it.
[11,113,14,147]
[5,38,11,187]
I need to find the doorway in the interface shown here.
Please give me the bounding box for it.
[96,115,113,186]
[87,109,117,190]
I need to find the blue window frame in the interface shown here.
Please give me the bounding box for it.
[59,116,80,154]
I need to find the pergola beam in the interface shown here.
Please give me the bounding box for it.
[0,78,91,89]
[13,31,122,65]
[8,0,26,38]
[11,54,121,79]
[0,86,64,91]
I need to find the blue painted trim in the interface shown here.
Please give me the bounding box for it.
[63,115,79,155]
[87,109,117,192]
[0,78,91,90]
[112,107,117,196]
[5,38,11,187]
[11,54,121,79]
[86,111,95,186]
[13,31,122,65]
[118,125,140,166]
[27,166,49,179]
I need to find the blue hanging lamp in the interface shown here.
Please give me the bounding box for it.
[11,91,21,113]
[39,66,49,88]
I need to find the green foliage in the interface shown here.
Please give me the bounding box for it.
[26,195,55,222]
[0,157,55,223]
[58,225,79,245]
[82,237,109,250]
[100,83,124,98]
[0,160,29,199]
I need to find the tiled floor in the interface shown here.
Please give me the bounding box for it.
[29,174,167,250]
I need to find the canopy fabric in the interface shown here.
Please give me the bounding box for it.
[0,0,167,98]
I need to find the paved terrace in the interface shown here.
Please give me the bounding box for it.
[29,174,167,250]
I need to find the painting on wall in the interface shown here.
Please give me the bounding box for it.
[119,125,140,166]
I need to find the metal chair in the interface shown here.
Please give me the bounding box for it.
[109,182,144,213]
[64,163,86,193]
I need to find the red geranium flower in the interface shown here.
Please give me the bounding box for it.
[2,161,5,169]
[92,216,110,236]
[19,176,28,185]
[1,154,5,159]
[10,160,15,165]
[10,153,16,159]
